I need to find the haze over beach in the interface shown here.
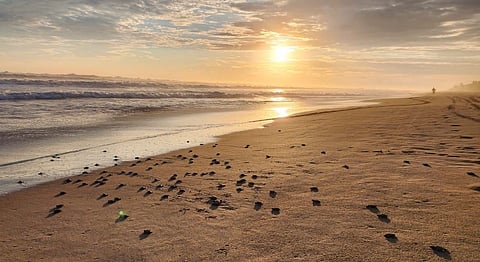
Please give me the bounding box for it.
[0,1,479,261]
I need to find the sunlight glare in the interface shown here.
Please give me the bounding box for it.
[273,46,295,62]
[273,107,289,118]
[271,97,285,102]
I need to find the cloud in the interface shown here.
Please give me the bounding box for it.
[1,0,479,50]
[0,0,479,89]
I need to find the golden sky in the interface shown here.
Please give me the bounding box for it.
[1,0,479,90]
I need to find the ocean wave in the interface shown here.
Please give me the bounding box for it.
[0,90,250,100]
[0,78,168,88]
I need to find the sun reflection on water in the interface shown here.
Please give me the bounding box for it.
[273,107,289,118]
[271,97,286,102]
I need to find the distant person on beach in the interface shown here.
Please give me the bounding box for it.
[432,87,436,94]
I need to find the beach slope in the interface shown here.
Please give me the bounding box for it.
[0,93,479,261]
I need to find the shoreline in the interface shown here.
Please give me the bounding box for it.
[0,95,386,195]
[1,93,479,261]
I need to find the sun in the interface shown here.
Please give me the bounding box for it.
[273,45,295,62]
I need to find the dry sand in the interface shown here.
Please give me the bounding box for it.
[0,93,479,261]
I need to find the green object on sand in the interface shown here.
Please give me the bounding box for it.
[119,210,125,217]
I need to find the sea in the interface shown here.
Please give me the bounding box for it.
[0,73,404,194]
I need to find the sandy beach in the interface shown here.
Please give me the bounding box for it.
[0,93,479,261]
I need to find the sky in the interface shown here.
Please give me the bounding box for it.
[1,0,479,90]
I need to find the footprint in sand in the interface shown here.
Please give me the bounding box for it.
[366,205,380,214]
[236,179,247,186]
[72,179,82,184]
[466,172,478,178]
[47,208,62,217]
[160,195,169,201]
[384,233,398,243]
[377,214,391,223]
[54,191,66,197]
[269,190,277,198]
[470,186,480,192]
[207,196,221,210]
[103,197,121,207]
[139,230,152,240]
[97,193,108,200]
[430,245,451,260]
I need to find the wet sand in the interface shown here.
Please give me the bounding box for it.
[0,93,479,261]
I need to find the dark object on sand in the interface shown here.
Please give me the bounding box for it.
[55,191,66,197]
[271,208,281,215]
[312,199,321,206]
[139,230,152,240]
[236,179,246,186]
[423,163,432,168]
[254,202,263,211]
[384,233,398,243]
[366,205,380,213]
[310,187,319,192]
[160,195,169,201]
[342,165,350,169]
[430,245,451,260]
[207,196,221,209]
[377,214,391,223]
[47,204,64,217]
[269,190,277,198]
[97,193,108,200]
[466,172,478,178]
